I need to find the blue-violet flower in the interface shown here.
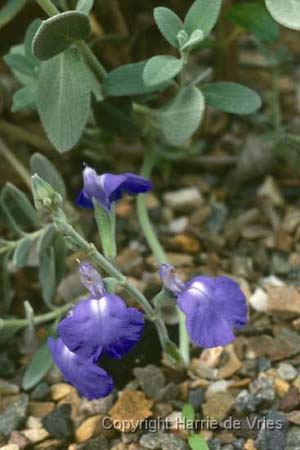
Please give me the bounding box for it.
[77,166,153,210]
[160,264,247,348]
[48,337,114,400]
[58,262,145,361]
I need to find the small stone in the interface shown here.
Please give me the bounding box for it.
[8,431,30,449]
[155,383,178,402]
[221,445,234,450]
[0,380,19,396]
[28,402,55,418]
[50,383,76,401]
[202,392,234,421]
[256,410,288,450]
[266,286,300,319]
[164,412,185,431]
[257,176,284,206]
[274,379,290,398]
[206,381,231,399]
[279,386,300,412]
[235,390,260,413]
[160,433,187,450]
[0,353,16,378]
[286,410,300,426]
[244,439,257,450]
[163,188,203,210]
[249,373,275,403]
[0,394,29,436]
[133,366,166,398]
[25,415,42,429]
[282,208,300,233]
[241,225,271,240]
[34,438,61,449]
[77,436,108,450]
[42,404,73,440]
[78,394,114,417]
[171,234,200,253]
[140,432,162,449]
[208,439,221,450]
[21,428,49,443]
[285,426,300,450]
[249,288,268,313]
[31,383,50,401]
[169,217,189,234]
[152,402,173,418]
[200,347,223,369]
[268,328,300,361]
[257,358,271,373]
[277,363,298,381]
[188,389,204,411]
[0,445,20,450]
[217,345,242,379]
[75,415,113,443]
[233,438,245,450]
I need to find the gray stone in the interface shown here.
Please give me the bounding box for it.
[257,358,271,373]
[31,382,50,400]
[0,380,19,396]
[277,363,298,381]
[140,432,187,450]
[42,403,73,440]
[134,365,166,398]
[77,436,108,450]
[188,388,204,411]
[285,426,300,450]
[140,432,162,449]
[235,390,260,413]
[233,439,245,450]
[155,383,178,402]
[163,187,203,210]
[79,394,114,416]
[256,411,288,450]
[221,445,234,450]
[0,394,29,436]
[208,439,221,450]
[0,353,15,378]
[249,374,275,403]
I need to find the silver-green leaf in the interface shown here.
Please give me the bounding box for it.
[22,340,54,390]
[143,56,183,87]
[153,7,184,48]
[37,48,91,152]
[154,86,205,146]
[76,0,94,14]
[184,0,222,37]
[32,11,91,61]
[13,236,34,268]
[30,153,66,200]
[201,82,262,114]
[265,0,300,31]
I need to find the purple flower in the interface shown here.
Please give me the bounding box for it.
[76,166,153,210]
[58,262,144,361]
[48,338,114,400]
[160,265,247,348]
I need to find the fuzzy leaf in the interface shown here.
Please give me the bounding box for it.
[30,153,66,199]
[32,11,91,60]
[13,236,34,268]
[1,183,38,227]
[37,48,90,152]
[184,0,222,37]
[22,340,54,390]
[201,82,262,114]
[76,0,94,13]
[0,0,27,29]
[155,86,205,146]
[153,7,184,48]
[4,53,36,78]
[39,247,56,305]
[143,56,183,87]
[12,84,37,112]
[265,0,300,31]
[103,61,170,97]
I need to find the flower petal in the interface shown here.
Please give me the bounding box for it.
[58,294,144,361]
[102,173,152,203]
[48,337,114,400]
[159,264,185,295]
[79,262,106,298]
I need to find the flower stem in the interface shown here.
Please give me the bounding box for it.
[136,139,190,366]
[0,303,71,329]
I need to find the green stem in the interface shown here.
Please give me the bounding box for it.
[0,303,71,329]
[0,137,32,189]
[136,139,190,366]
[36,0,59,16]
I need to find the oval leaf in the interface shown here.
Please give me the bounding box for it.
[227,3,279,43]
[265,0,300,31]
[37,48,91,152]
[76,0,94,13]
[143,55,183,87]
[201,82,261,114]
[33,11,91,61]
[155,86,205,146]
[154,7,184,48]
[2,182,38,227]
[103,61,170,97]
[188,434,209,450]
[39,247,56,305]
[184,0,222,37]
[30,153,66,199]
[22,340,54,390]
[13,236,34,268]
[0,0,27,29]
[182,403,195,423]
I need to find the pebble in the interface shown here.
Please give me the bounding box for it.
[249,374,275,403]
[42,404,73,440]
[28,402,55,418]
[8,431,29,449]
[163,188,203,210]
[208,439,221,450]
[155,383,178,402]
[0,394,29,437]
[0,353,16,378]
[256,411,288,450]
[0,380,19,396]
[266,286,300,319]
[75,415,113,443]
[188,388,204,411]
[286,410,300,425]
[140,432,162,449]
[206,381,231,399]
[31,382,50,401]
[274,379,290,398]
[77,436,109,450]
[257,176,284,207]
[257,358,271,373]
[249,288,268,313]
[133,365,166,398]
[21,428,49,443]
[0,445,20,450]
[50,383,76,401]
[169,217,189,234]
[202,392,235,421]
[233,438,245,450]
[279,386,300,412]
[285,426,300,450]
[78,394,114,417]
[221,445,234,450]
[235,390,260,413]
[277,363,298,381]
[160,433,187,450]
